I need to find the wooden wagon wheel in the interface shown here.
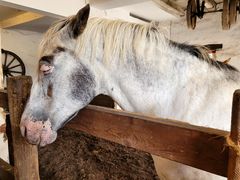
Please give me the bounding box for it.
[187,0,197,29]
[229,0,239,25]
[1,49,26,83]
[222,0,230,30]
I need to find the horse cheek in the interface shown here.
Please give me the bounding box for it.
[70,65,96,106]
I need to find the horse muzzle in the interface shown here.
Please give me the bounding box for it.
[20,118,57,147]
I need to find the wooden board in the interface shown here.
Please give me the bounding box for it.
[66,105,229,177]
[0,12,44,28]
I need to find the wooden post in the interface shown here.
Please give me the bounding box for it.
[7,76,40,180]
[228,90,240,180]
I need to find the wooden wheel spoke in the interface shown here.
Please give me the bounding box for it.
[8,64,21,69]
[7,72,13,77]
[9,70,22,74]
[4,53,7,66]
[6,57,16,68]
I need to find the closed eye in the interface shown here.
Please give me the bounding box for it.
[47,84,53,97]
[39,55,54,76]
[53,46,66,54]
[39,55,54,65]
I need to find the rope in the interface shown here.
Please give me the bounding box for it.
[226,135,240,156]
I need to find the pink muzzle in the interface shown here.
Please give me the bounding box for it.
[20,118,57,147]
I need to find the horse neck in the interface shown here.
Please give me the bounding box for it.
[97,45,240,130]
[98,47,179,112]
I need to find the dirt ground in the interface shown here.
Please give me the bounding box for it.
[39,127,159,180]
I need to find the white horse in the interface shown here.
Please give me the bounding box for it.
[20,4,238,179]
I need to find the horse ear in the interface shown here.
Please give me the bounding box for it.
[70,4,90,38]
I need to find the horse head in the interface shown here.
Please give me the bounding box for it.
[20,4,98,146]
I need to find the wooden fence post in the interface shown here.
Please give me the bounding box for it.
[7,76,40,180]
[228,90,240,180]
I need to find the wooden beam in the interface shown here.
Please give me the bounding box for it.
[0,0,82,18]
[66,105,229,177]
[152,0,185,17]
[89,0,148,10]
[7,76,40,180]
[0,158,14,180]
[0,12,44,28]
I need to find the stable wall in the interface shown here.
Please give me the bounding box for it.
[1,29,43,79]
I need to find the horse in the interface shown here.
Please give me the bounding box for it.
[20,4,238,180]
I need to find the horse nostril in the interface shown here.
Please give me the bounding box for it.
[24,128,27,137]
[20,125,26,137]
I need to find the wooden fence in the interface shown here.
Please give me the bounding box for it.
[0,76,239,179]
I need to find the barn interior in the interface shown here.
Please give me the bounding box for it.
[0,0,240,180]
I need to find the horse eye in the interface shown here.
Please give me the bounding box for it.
[54,47,65,53]
[47,84,53,97]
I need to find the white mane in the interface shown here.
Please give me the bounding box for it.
[76,18,168,64]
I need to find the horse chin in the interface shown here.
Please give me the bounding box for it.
[24,128,57,147]
[39,130,57,147]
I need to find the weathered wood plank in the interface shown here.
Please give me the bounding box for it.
[66,105,229,177]
[228,90,240,180]
[0,90,8,110]
[0,158,14,180]
[7,76,40,180]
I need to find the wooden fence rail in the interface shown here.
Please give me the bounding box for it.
[67,105,229,177]
[0,76,240,179]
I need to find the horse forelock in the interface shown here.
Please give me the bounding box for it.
[38,16,74,57]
